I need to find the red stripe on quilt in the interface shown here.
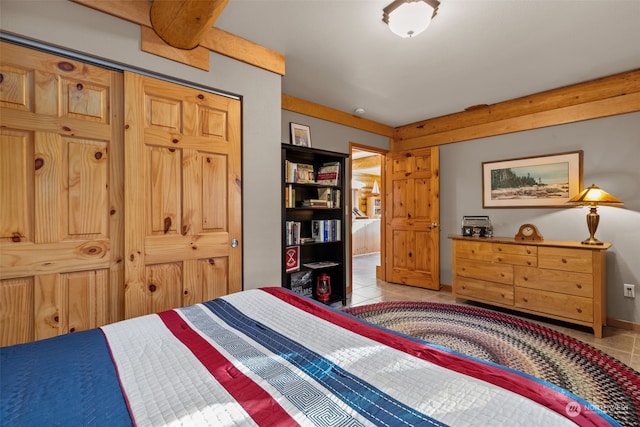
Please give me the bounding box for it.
[158,310,299,427]
[261,287,611,427]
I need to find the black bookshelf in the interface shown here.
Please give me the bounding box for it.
[281,144,347,305]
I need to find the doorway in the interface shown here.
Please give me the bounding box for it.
[350,144,385,294]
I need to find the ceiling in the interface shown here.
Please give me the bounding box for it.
[215,0,640,128]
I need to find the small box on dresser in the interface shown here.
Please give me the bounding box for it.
[450,235,610,337]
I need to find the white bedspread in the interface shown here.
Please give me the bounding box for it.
[101,288,612,426]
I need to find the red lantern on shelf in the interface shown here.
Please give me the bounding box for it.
[316,272,331,303]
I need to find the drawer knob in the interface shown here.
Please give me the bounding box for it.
[576,284,582,289]
[527,261,532,266]
[526,249,532,254]
[562,258,568,264]
[497,257,503,262]
[501,293,505,298]
[523,276,528,281]
[523,297,528,303]
[576,308,582,313]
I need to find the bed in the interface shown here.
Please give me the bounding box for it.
[1,287,616,426]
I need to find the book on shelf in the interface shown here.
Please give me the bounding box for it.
[316,162,340,186]
[285,221,301,245]
[296,163,315,183]
[289,270,313,297]
[284,245,300,272]
[311,219,341,242]
[285,184,297,208]
[317,188,340,208]
[285,161,315,183]
[302,199,330,208]
[285,160,295,183]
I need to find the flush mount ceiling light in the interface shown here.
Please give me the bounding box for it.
[383,0,440,38]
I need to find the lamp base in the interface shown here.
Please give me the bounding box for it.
[581,206,603,245]
[581,236,604,245]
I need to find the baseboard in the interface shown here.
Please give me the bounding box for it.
[607,317,640,333]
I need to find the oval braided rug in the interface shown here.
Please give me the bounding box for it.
[344,301,640,426]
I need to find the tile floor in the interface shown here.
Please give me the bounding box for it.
[349,252,640,371]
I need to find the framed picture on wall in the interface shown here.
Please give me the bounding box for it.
[290,122,312,147]
[482,151,583,208]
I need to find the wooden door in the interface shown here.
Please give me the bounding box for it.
[0,42,124,346]
[385,147,440,289]
[123,72,242,319]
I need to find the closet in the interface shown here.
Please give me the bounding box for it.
[0,42,241,346]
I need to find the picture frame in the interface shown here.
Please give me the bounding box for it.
[482,151,583,208]
[290,122,312,147]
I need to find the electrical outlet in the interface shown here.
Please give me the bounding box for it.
[624,284,635,298]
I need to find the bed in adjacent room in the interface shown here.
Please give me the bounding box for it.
[0,288,623,426]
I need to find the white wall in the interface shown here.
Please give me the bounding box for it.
[440,112,640,324]
[1,0,282,290]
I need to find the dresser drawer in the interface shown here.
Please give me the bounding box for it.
[493,243,537,256]
[514,266,593,297]
[492,252,537,267]
[454,276,514,305]
[455,241,494,261]
[538,247,593,273]
[515,288,593,323]
[455,258,513,285]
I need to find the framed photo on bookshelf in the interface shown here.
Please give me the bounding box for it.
[290,122,312,147]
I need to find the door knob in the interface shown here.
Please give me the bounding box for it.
[231,239,238,248]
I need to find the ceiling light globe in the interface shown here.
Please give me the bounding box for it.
[388,2,434,38]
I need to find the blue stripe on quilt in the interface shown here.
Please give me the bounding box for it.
[188,299,445,427]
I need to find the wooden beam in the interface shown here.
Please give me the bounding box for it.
[71,0,285,75]
[71,0,153,26]
[282,94,394,138]
[200,28,285,76]
[150,0,228,50]
[352,155,381,171]
[392,92,640,151]
[393,69,640,149]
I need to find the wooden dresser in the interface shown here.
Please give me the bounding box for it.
[450,235,610,337]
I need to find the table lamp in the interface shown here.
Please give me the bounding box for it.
[567,184,623,245]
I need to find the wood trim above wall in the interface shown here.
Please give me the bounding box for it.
[71,0,285,75]
[392,69,640,151]
[283,70,639,148]
[282,94,395,138]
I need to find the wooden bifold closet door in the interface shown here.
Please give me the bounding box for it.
[0,42,124,346]
[123,72,242,319]
[0,43,242,346]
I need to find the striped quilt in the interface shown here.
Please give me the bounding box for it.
[1,287,617,426]
[101,288,614,426]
